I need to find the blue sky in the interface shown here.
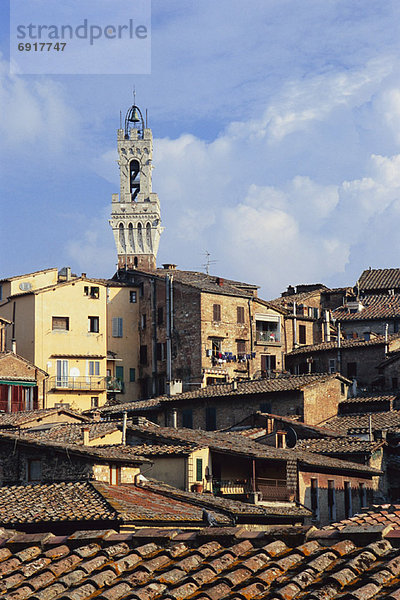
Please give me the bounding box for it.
[2,1,400,298]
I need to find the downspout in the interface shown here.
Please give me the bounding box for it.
[385,322,389,356]
[252,459,256,493]
[166,275,174,386]
[248,299,253,378]
[151,278,157,396]
[325,310,331,343]
[11,301,16,353]
[337,321,341,374]
[293,301,298,349]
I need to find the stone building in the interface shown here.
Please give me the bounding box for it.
[286,333,400,387]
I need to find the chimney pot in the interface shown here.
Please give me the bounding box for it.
[82,426,90,445]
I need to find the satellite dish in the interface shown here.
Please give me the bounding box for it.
[285,426,298,448]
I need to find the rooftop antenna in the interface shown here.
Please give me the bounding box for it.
[202,250,217,275]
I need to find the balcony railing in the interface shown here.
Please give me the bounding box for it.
[256,478,291,501]
[106,377,124,393]
[48,376,106,392]
[256,331,281,344]
[213,478,290,501]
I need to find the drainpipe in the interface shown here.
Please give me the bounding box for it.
[369,414,373,442]
[11,301,16,353]
[122,411,127,445]
[337,321,341,374]
[151,278,157,396]
[166,275,173,385]
[325,310,331,342]
[293,301,298,348]
[252,459,256,493]
[7,386,11,413]
[385,322,389,356]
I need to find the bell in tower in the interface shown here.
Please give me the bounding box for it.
[109,100,163,271]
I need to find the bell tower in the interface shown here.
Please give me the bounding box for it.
[110,102,163,271]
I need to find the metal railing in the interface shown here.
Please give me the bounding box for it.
[256,477,291,501]
[47,376,106,391]
[212,479,252,495]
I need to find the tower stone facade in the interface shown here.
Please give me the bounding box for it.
[110,104,162,271]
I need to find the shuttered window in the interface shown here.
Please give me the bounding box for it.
[237,306,245,323]
[112,317,123,337]
[52,317,69,330]
[213,304,221,322]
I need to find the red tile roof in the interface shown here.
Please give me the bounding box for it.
[326,504,400,531]
[0,523,400,598]
[334,294,400,320]
[358,268,400,292]
[288,333,398,355]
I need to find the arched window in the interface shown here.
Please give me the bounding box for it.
[119,223,126,252]
[137,222,144,251]
[129,160,140,201]
[146,222,152,251]
[128,223,135,252]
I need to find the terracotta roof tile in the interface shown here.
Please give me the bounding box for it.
[333,294,400,320]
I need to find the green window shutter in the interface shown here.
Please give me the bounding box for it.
[129,368,136,382]
[196,458,203,482]
[116,366,124,381]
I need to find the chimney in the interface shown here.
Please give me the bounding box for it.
[162,264,177,270]
[81,273,87,278]
[91,411,101,422]
[82,426,90,445]
[216,277,224,287]
[171,409,178,428]
[11,340,16,354]
[122,411,127,445]
[232,380,238,391]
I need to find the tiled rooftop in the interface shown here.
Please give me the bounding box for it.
[288,333,398,355]
[24,421,121,444]
[358,268,400,291]
[126,424,380,474]
[324,411,400,435]
[0,408,89,429]
[1,523,400,599]
[0,481,229,528]
[295,437,383,455]
[147,374,349,402]
[0,430,150,464]
[327,504,400,531]
[334,294,400,321]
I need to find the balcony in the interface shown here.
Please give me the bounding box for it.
[256,331,281,344]
[213,478,290,501]
[106,377,124,393]
[47,376,106,392]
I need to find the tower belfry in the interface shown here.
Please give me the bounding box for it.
[110,101,162,271]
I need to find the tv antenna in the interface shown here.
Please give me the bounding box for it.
[202,250,217,275]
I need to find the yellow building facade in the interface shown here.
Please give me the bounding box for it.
[0,269,140,412]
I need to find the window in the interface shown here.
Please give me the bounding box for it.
[158,306,164,325]
[88,316,99,333]
[129,368,136,382]
[359,483,367,508]
[328,480,336,521]
[210,338,222,358]
[112,317,123,337]
[237,306,245,324]
[130,290,137,303]
[276,431,285,448]
[344,481,352,518]
[213,304,221,322]
[27,459,42,482]
[141,314,146,329]
[311,478,319,521]
[56,359,68,386]
[196,458,203,482]
[237,340,246,355]
[182,409,193,429]
[90,286,99,298]
[329,359,336,374]
[116,366,124,382]
[205,406,217,431]
[347,362,357,378]
[89,361,100,376]
[299,325,307,345]
[140,345,148,365]
[255,315,281,343]
[139,283,144,298]
[52,316,69,331]
[156,342,166,361]
[261,354,276,373]
[91,396,99,408]
[341,383,345,395]
[84,286,89,296]
[110,465,121,485]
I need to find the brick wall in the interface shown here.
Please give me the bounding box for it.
[303,377,347,425]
